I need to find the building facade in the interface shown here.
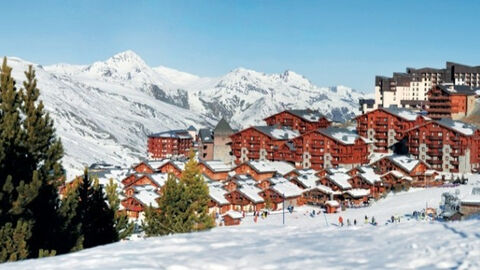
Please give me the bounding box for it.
[426,84,477,120]
[374,62,480,110]
[264,109,331,134]
[213,118,235,164]
[404,119,480,173]
[147,129,193,159]
[355,107,427,153]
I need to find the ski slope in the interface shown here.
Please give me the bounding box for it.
[3,179,480,270]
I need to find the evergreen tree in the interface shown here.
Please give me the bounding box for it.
[0,58,39,261]
[143,173,190,236]
[76,169,117,248]
[180,152,214,231]
[105,178,134,240]
[58,179,83,252]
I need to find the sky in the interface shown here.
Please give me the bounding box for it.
[2,0,480,92]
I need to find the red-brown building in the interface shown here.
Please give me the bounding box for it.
[370,154,436,186]
[404,119,480,173]
[355,107,427,153]
[199,160,232,181]
[147,129,193,159]
[222,211,243,226]
[264,109,331,133]
[230,126,300,164]
[276,127,371,170]
[427,84,477,120]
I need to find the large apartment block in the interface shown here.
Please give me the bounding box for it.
[374,62,480,110]
[426,84,477,120]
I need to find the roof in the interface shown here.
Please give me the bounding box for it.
[198,128,213,143]
[436,119,477,136]
[238,184,264,203]
[294,174,319,189]
[325,200,340,207]
[248,161,296,175]
[382,106,420,121]
[269,177,303,198]
[253,126,300,140]
[356,166,382,185]
[317,127,368,145]
[208,186,230,205]
[187,125,197,131]
[287,109,328,122]
[214,118,234,136]
[149,129,192,139]
[223,210,243,219]
[201,160,232,173]
[326,172,352,190]
[345,189,370,198]
[437,84,478,96]
[386,155,421,173]
[133,186,159,208]
[304,184,338,195]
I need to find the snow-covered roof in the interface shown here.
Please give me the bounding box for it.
[248,161,295,175]
[149,173,169,187]
[357,166,382,185]
[238,185,264,203]
[387,155,421,173]
[326,173,352,190]
[253,126,300,140]
[201,160,232,172]
[345,189,370,198]
[146,160,170,170]
[325,200,340,207]
[133,186,159,208]
[269,177,303,198]
[317,127,367,145]
[294,173,319,188]
[305,184,338,195]
[223,210,243,219]
[382,106,419,121]
[208,186,230,205]
[462,188,480,205]
[381,170,405,178]
[287,109,328,122]
[198,128,213,143]
[436,119,477,136]
[149,129,192,139]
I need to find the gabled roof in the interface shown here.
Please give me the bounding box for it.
[223,210,243,219]
[187,125,197,131]
[200,160,232,173]
[407,119,478,137]
[208,186,230,205]
[269,177,303,198]
[384,155,425,173]
[214,118,234,136]
[253,126,301,140]
[325,172,352,190]
[198,128,213,143]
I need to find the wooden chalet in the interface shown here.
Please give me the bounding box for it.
[222,211,243,226]
[199,160,232,181]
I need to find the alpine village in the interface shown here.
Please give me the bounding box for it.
[3,57,480,263]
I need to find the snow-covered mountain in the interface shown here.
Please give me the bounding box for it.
[7,51,369,177]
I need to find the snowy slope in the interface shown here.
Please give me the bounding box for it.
[7,51,369,177]
[7,57,215,179]
[3,182,480,270]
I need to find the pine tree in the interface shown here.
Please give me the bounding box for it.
[143,173,190,236]
[180,152,214,231]
[105,178,134,240]
[76,169,117,248]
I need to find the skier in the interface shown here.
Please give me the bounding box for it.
[339,216,344,227]
[371,216,376,225]
[254,215,258,223]
[347,219,351,226]
[354,219,357,226]
[391,215,395,223]
[364,215,368,224]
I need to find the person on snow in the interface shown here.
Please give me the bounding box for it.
[347,219,351,226]
[354,219,357,226]
[364,215,368,224]
[339,216,344,227]
[371,216,376,225]
[391,215,395,223]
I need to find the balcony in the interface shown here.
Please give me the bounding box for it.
[375,141,387,147]
[375,126,388,132]
[375,120,388,126]
[426,159,443,165]
[427,108,451,114]
[429,95,450,101]
[374,133,387,140]
[427,135,443,141]
[427,143,443,149]
[450,136,460,142]
[427,149,443,156]
[409,148,419,155]
[450,160,459,165]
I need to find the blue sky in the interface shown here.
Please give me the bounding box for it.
[2,0,480,92]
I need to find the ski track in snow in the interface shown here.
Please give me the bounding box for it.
[3,181,480,270]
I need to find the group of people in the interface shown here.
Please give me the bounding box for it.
[252,210,269,223]
[338,215,377,227]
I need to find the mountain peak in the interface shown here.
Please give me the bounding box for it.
[107,50,146,65]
